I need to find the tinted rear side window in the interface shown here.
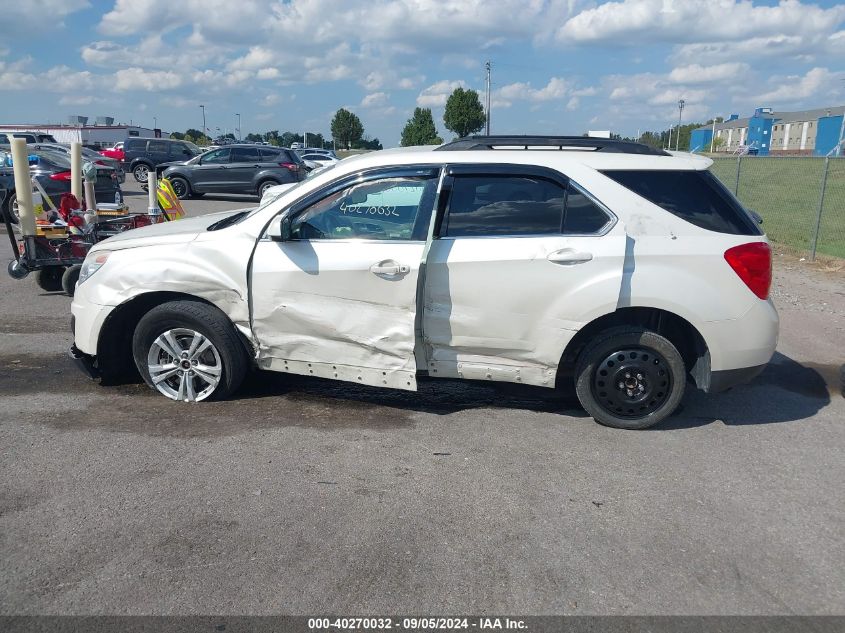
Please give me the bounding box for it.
[231,146,261,162]
[444,175,566,237]
[125,139,145,151]
[602,169,762,235]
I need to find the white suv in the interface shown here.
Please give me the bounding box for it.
[70,136,778,429]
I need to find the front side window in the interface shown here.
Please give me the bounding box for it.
[201,148,231,164]
[443,175,566,237]
[290,176,437,241]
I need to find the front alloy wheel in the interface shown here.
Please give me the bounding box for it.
[133,300,248,402]
[146,328,222,401]
[133,164,150,183]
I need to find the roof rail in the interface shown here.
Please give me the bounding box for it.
[435,135,669,156]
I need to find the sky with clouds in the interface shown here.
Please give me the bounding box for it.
[1,0,844,145]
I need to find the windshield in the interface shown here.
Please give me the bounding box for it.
[237,161,340,223]
[184,141,202,155]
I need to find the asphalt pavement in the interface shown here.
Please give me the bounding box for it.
[0,180,843,615]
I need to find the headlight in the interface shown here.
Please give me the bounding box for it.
[78,250,111,285]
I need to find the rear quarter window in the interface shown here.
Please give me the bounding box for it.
[602,169,762,236]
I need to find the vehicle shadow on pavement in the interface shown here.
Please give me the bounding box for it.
[656,352,834,430]
[238,369,587,417]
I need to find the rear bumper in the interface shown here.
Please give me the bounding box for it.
[706,363,767,393]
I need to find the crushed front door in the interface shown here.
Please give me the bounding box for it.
[249,167,440,390]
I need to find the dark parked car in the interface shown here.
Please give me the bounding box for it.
[123,137,202,183]
[159,144,307,199]
[0,131,58,144]
[0,147,122,223]
[31,143,126,183]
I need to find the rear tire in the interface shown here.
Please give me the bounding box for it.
[258,179,279,198]
[62,264,82,296]
[132,300,247,402]
[35,266,64,292]
[132,163,151,183]
[574,327,686,429]
[4,192,19,224]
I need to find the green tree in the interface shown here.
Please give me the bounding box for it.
[331,108,364,149]
[170,131,185,140]
[400,107,443,146]
[244,132,263,142]
[443,87,486,138]
[351,136,383,150]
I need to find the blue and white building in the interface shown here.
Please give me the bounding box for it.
[690,105,845,156]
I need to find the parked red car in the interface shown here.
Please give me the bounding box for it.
[99,142,124,163]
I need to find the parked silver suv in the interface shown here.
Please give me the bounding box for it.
[70,136,778,429]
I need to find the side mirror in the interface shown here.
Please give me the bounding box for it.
[268,215,293,241]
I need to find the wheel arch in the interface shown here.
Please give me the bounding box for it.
[96,290,255,383]
[557,306,711,391]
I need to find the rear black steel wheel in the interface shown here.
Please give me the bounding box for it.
[169,176,191,199]
[575,327,685,429]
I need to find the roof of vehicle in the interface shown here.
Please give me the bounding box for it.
[340,143,712,172]
[437,135,669,155]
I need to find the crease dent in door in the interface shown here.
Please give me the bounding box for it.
[252,290,418,390]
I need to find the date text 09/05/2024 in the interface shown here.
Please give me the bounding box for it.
[307,617,527,630]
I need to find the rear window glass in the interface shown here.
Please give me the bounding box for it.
[602,169,762,235]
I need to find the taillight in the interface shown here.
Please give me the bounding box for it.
[279,162,298,171]
[724,242,772,300]
[50,170,72,181]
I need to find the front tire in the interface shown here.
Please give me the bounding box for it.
[168,176,191,199]
[132,301,247,402]
[574,327,686,429]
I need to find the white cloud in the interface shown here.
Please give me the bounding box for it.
[4,0,89,29]
[558,0,845,46]
[417,80,466,107]
[755,67,842,104]
[361,92,390,108]
[115,67,183,91]
[667,63,750,85]
[261,94,281,107]
[256,67,281,80]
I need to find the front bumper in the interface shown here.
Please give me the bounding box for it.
[69,343,99,380]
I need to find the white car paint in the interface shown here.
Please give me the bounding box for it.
[71,145,778,405]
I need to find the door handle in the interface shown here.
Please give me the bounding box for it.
[547,249,593,265]
[370,260,410,276]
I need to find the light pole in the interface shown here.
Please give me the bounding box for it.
[153,116,157,130]
[199,104,206,139]
[676,98,685,151]
[235,113,241,142]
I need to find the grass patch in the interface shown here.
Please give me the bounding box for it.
[709,157,845,259]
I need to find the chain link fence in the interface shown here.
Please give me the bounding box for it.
[709,156,845,260]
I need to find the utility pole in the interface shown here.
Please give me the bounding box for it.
[676,98,685,151]
[235,113,241,141]
[153,116,157,130]
[710,117,716,153]
[199,104,206,138]
[485,60,491,136]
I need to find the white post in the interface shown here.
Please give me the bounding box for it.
[147,169,159,216]
[70,141,83,201]
[10,138,37,237]
[710,119,716,153]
